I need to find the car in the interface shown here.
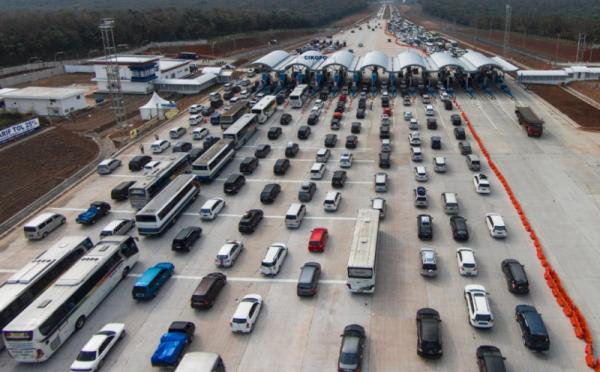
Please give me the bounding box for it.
[215,240,244,268]
[314,99,324,110]
[451,113,462,126]
[414,166,428,182]
[255,144,271,158]
[464,284,493,328]
[371,197,386,219]
[191,272,227,309]
[268,126,282,140]
[273,158,290,175]
[128,155,152,171]
[459,141,472,155]
[260,183,281,204]
[331,117,342,130]
[192,127,209,140]
[338,324,366,372]
[379,125,391,139]
[187,147,205,162]
[403,96,411,106]
[404,111,413,121]
[260,243,288,276]
[200,197,226,220]
[76,201,111,225]
[285,142,299,158]
[476,345,507,372]
[307,112,319,125]
[340,152,353,168]
[450,215,469,241]
[351,121,362,134]
[501,259,530,294]
[419,247,438,277]
[515,304,550,351]
[416,308,442,358]
[454,127,466,140]
[356,108,366,119]
[345,135,358,149]
[173,141,192,153]
[202,135,219,150]
[70,323,125,372]
[297,262,321,297]
[143,160,161,175]
[325,133,338,148]
[189,104,203,114]
[485,213,507,238]
[238,209,263,233]
[230,294,263,333]
[97,158,121,175]
[417,214,433,240]
[433,156,446,173]
[99,218,135,238]
[414,186,428,208]
[473,173,491,194]
[200,106,214,116]
[308,227,329,252]
[223,173,245,194]
[457,247,478,276]
[132,262,174,300]
[298,182,317,202]
[332,170,347,188]
[426,118,437,130]
[408,131,421,146]
[379,152,390,169]
[310,105,322,116]
[172,227,202,252]
[298,125,311,140]
[150,321,195,367]
[169,126,187,139]
[409,118,419,130]
[279,113,293,125]
[316,148,331,163]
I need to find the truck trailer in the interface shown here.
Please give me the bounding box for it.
[515,106,544,137]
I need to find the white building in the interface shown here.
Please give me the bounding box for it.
[159,59,192,80]
[517,65,600,85]
[0,87,88,116]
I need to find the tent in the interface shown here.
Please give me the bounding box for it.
[139,92,176,120]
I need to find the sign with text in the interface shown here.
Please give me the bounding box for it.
[0,118,40,145]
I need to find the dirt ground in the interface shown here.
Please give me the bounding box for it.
[569,81,600,106]
[0,126,97,223]
[15,73,94,88]
[529,85,600,130]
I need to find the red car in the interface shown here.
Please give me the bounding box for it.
[338,95,347,102]
[308,227,329,252]
[333,111,343,120]
[383,107,393,116]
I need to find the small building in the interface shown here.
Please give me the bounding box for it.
[154,73,218,95]
[0,87,88,116]
[89,54,160,94]
[159,59,192,80]
[201,67,233,83]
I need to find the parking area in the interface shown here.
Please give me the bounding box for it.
[0,11,597,372]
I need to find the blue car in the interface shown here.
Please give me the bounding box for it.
[151,321,195,367]
[132,262,174,300]
[210,112,221,125]
[76,201,111,225]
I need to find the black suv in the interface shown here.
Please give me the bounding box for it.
[338,324,365,372]
[345,135,358,149]
[298,182,317,202]
[379,126,390,139]
[255,144,271,158]
[427,118,437,130]
[454,127,466,140]
[501,259,530,294]
[307,112,318,125]
[444,99,453,110]
[331,118,341,130]
[356,108,366,119]
[268,127,282,140]
[431,136,441,150]
[172,227,202,252]
[416,308,442,358]
[324,134,337,148]
[128,155,151,171]
[223,173,246,194]
[358,98,367,109]
[332,170,347,188]
[417,214,433,240]
[297,262,321,297]
[379,152,390,169]
[451,114,462,126]
[260,183,281,204]
[515,305,550,351]
[280,113,293,125]
[450,215,469,241]
[238,209,263,233]
[476,345,507,372]
[273,158,290,175]
[459,141,472,155]
[239,157,258,175]
[203,135,219,150]
[298,125,311,140]
[285,142,299,158]
[351,122,361,134]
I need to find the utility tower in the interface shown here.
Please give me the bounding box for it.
[99,18,127,128]
[576,33,587,63]
[503,4,511,57]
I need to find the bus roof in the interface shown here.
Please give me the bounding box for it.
[347,209,380,269]
[131,154,188,189]
[137,175,197,215]
[251,95,276,111]
[4,236,130,332]
[291,84,308,94]
[175,352,221,372]
[222,101,248,116]
[223,113,257,135]
[193,139,232,166]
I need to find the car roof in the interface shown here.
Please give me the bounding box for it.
[218,242,238,255]
[81,333,110,352]
[264,244,285,262]
[487,214,505,226]
[102,219,127,231]
[458,248,475,263]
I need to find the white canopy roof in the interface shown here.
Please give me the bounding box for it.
[140,92,174,109]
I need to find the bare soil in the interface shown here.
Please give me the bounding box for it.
[529,85,600,130]
[569,81,600,106]
[14,73,94,88]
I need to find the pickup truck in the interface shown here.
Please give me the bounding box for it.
[76,201,111,225]
[515,106,544,137]
[150,321,195,367]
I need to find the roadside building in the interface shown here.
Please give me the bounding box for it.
[0,87,88,116]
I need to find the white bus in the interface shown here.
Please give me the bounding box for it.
[289,84,309,108]
[135,174,200,236]
[347,208,380,293]
[0,236,93,350]
[3,236,139,363]
[223,113,258,149]
[220,101,248,130]
[192,139,235,182]
[251,95,277,123]
[128,153,191,209]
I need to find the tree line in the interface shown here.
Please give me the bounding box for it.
[0,0,367,67]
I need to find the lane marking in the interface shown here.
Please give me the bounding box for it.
[214,178,372,184]
[242,145,372,151]
[233,156,375,164]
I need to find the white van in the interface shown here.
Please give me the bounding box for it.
[316,148,330,163]
[310,163,326,180]
[169,127,186,139]
[151,139,170,154]
[285,203,306,228]
[23,212,66,240]
[189,114,203,126]
[200,198,226,220]
[425,105,435,116]
[175,352,225,372]
[323,191,342,211]
[441,192,459,215]
[99,218,135,238]
[433,157,446,173]
[374,172,388,192]
[411,146,423,162]
[143,160,161,175]
[381,139,392,152]
[192,127,209,141]
[97,158,121,175]
[260,243,288,276]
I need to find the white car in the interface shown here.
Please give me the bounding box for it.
[340,152,353,168]
[230,294,263,333]
[314,99,324,110]
[408,131,421,146]
[310,105,322,116]
[151,139,170,154]
[169,126,187,139]
[403,111,413,121]
[189,104,203,114]
[316,148,331,163]
[409,118,419,130]
[200,197,226,220]
[97,158,121,175]
[414,166,428,182]
[260,243,288,276]
[215,240,243,268]
[143,160,161,175]
[192,127,209,141]
[464,284,493,328]
[473,173,491,194]
[70,323,125,372]
[456,247,478,276]
[485,213,507,238]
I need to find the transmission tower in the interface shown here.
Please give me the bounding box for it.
[576,33,587,63]
[503,5,511,57]
[99,19,127,128]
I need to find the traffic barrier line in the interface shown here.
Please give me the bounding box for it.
[452,97,599,369]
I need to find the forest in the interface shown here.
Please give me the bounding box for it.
[420,0,600,42]
[0,0,367,67]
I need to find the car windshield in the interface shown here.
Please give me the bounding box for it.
[76,350,97,362]
[232,318,247,324]
[340,351,358,365]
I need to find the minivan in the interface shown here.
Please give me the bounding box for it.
[97,158,121,175]
[502,259,530,294]
[111,180,136,201]
[374,172,388,192]
[323,191,342,212]
[169,127,186,139]
[190,272,226,309]
[128,155,151,171]
[260,183,281,204]
[172,226,202,252]
[316,148,331,163]
[431,136,441,150]
[151,139,170,154]
[466,154,481,171]
[144,160,161,175]
[297,262,321,297]
[132,262,174,301]
[441,192,459,214]
[308,228,328,252]
[239,157,259,175]
[200,198,226,220]
[411,146,423,162]
[189,114,203,126]
[260,243,288,276]
[23,212,66,240]
[420,248,438,277]
[215,240,243,268]
[99,218,135,238]
[285,203,306,228]
[223,174,246,194]
[332,170,347,188]
[310,163,326,180]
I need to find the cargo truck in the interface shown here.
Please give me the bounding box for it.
[515,106,544,137]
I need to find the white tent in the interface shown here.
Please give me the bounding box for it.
[139,92,176,120]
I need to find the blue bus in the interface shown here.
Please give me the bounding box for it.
[132,262,175,300]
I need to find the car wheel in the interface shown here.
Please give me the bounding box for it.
[118,330,126,340]
[75,315,86,330]
[122,266,130,280]
[61,218,67,225]
[42,232,48,238]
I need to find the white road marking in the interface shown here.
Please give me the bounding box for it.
[242,145,372,151]
[233,156,375,163]
[215,178,372,184]
[127,272,347,284]
[107,174,147,178]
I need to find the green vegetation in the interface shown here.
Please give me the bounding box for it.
[0,112,27,129]
[0,0,367,67]
[420,0,600,41]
